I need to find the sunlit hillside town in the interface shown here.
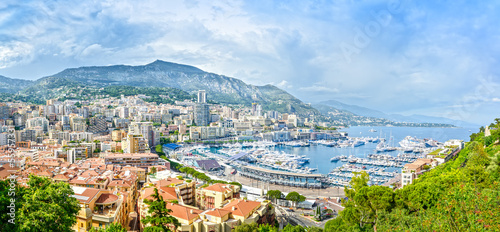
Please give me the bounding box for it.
[0,90,465,231]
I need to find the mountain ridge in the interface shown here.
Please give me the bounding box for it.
[0,60,457,127]
[319,100,477,127]
[1,60,320,117]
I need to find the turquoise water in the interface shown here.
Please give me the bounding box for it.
[270,126,475,175]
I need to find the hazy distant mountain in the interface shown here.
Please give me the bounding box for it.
[319,100,478,127]
[1,60,319,116]
[0,75,33,93]
[0,60,465,127]
[387,114,479,128]
[319,100,388,119]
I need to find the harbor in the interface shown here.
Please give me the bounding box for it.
[166,126,472,189]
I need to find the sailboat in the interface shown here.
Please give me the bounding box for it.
[385,131,397,151]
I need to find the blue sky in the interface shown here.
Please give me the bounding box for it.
[0,0,499,125]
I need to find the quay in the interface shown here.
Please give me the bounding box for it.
[239,165,325,188]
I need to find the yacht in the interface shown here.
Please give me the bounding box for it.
[352,140,365,147]
[330,156,341,162]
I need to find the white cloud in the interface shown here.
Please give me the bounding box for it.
[0,42,34,68]
[276,80,292,89]
[0,0,499,124]
[299,84,339,93]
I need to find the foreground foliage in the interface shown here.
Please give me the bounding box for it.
[89,223,127,232]
[325,119,500,231]
[233,222,322,232]
[142,188,181,232]
[1,175,80,232]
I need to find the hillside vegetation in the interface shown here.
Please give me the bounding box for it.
[325,118,500,231]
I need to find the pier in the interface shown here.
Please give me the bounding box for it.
[239,165,325,188]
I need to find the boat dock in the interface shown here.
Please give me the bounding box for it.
[239,165,325,188]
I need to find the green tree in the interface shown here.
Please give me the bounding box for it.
[486,151,500,180]
[142,188,180,232]
[229,181,243,189]
[282,224,306,232]
[266,190,283,203]
[324,217,353,232]
[314,205,322,220]
[155,144,165,156]
[233,223,280,232]
[0,178,25,231]
[258,224,278,232]
[18,175,80,232]
[233,222,259,232]
[285,192,305,208]
[160,137,172,144]
[305,227,323,232]
[89,222,127,232]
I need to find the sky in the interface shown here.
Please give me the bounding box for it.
[1,0,500,125]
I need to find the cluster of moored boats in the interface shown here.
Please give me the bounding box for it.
[177,134,444,188]
[331,155,407,167]
[327,164,399,186]
[312,137,379,148]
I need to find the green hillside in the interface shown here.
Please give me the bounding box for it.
[325,118,500,231]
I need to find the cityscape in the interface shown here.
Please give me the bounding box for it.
[1,1,500,232]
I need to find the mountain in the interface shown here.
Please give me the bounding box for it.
[387,114,479,128]
[0,60,462,127]
[313,104,454,127]
[319,100,477,127]
[319,100,388,119]
[0,75,33,93]
[0,60,319,116]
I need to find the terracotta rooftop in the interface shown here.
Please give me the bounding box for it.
[108,179,132,188]
[69,176,91,185]
[141,187,177,201]
[204,208,231,218]
[166,203,203,221]
[96,193,119,204]
[37,170,54,177]
[203,183,234,193]
[0,163,19,180]
[155,178,183,187]
[53,173,70,181]
[222,199,261,217]
[81,170,100,177]
[71,186,100,204]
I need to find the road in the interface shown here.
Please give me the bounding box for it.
[128,205,140,232]
[276,205,335,229]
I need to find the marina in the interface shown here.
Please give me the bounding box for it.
[168,126,472,188]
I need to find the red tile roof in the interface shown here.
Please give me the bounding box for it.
[155,178,183,187]
[96,193,119,204]
[166,203,203,221]
[222,199,261,217]
[0,164,19,180]
[141,187,177,201]
[204,208,231,218]
[203,183,233,193]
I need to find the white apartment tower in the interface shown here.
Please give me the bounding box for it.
[197,90,207,103]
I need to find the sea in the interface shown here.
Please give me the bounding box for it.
[266,126,476,175]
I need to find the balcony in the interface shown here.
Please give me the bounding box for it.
[93,193,122,223]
